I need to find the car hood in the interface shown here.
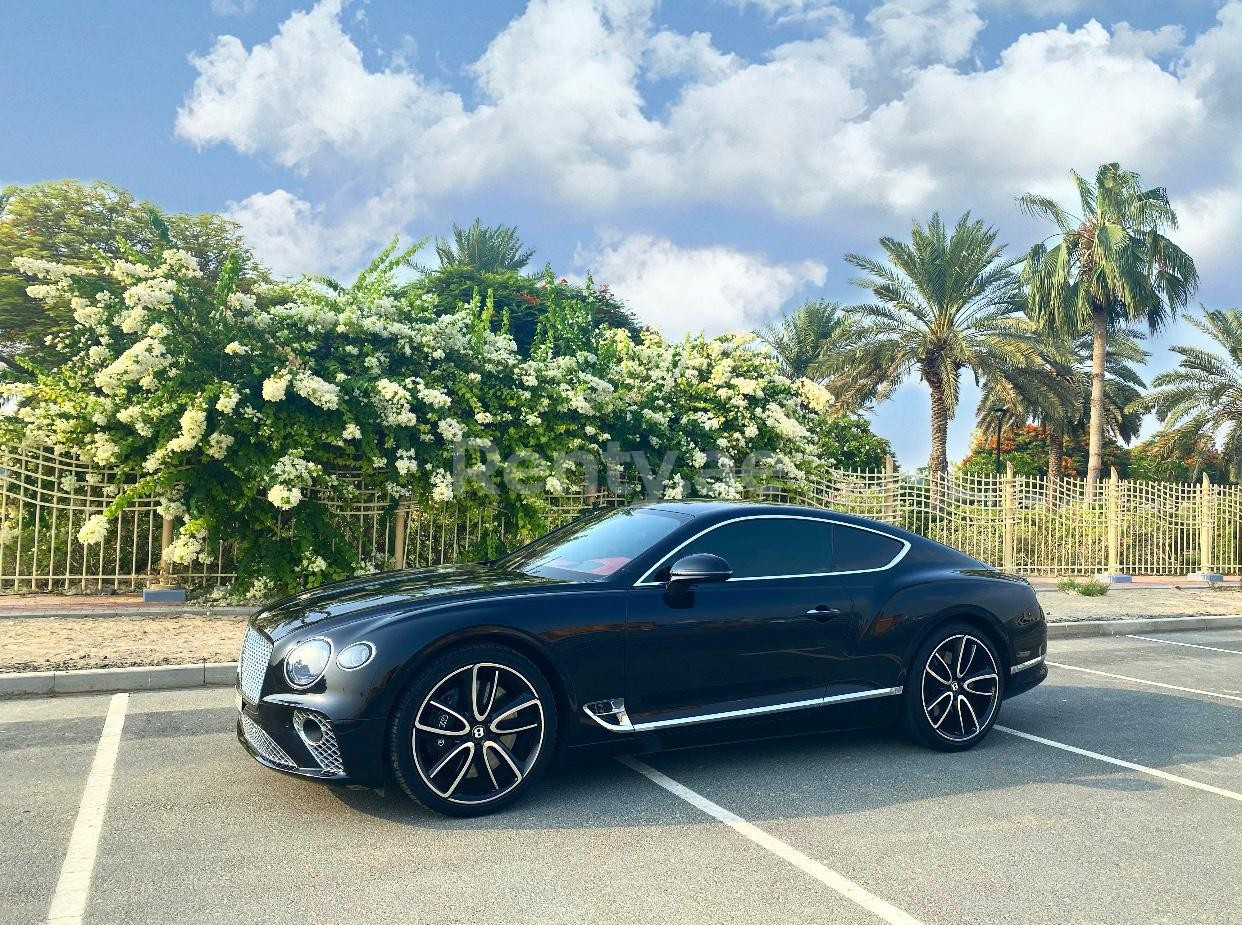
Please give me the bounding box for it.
[252,563,571,641]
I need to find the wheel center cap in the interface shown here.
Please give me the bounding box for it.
[472,725,485,739]
[951,682,959,691]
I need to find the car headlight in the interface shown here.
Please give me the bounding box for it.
[284,638,332,688]
[336,641,375,670]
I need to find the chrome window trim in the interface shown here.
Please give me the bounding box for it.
[632,514,911,587]
[585,686,903,734]
[1010,654,1045,674]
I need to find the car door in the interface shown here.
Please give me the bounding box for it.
[826,522,912,692]
[623,515,855,727]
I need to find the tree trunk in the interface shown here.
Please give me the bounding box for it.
[924,363,950,478]
[1086,306,1108,501]
[1045,422,1064,508]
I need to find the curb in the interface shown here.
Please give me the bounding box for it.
[1046,614,1242,639]
[0,606,255,620]
[0,662,237,697]
[3,615,1240,698]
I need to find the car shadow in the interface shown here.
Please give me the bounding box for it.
[328,683,1242,829]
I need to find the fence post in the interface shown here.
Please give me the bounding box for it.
[1096,467,1129,584]
[1002,462,1015,573]
[143,515,187,603]
[1189,474,1221,581]
[393,505,409,570]
[883,455,895,523]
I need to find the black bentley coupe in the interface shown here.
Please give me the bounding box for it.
[236,501,1047,816]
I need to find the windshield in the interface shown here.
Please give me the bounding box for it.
[499,507,688,581]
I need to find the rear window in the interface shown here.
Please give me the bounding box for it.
[833,525,904,572]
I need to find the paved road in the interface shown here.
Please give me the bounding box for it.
[4,630,1240,924]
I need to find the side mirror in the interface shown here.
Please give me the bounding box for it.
[667,553,732,591]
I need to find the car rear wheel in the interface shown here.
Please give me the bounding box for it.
[388,643,558,817]
[904,623,1004,752]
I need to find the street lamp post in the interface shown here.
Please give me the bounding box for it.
[991,406,1007,475]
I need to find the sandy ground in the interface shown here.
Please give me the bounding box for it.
[0,615,246,673]
[1,587,1240,672]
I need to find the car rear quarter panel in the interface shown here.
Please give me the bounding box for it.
[842,568,1046,690]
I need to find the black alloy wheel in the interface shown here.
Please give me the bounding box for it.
[389,643,557,816]
[904,623,1003,751]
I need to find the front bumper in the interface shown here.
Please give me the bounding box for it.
[235,691,386,787]
[1004,657,1048,699]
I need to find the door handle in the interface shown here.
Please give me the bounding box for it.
[806,606,841,621]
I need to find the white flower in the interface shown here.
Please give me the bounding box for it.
[206,432,234,459]
[226,291,257,313]
[430,469,454,502]
[160,249,202,277]
[122,277,176,311]
[157,498,187,520]
[12,256,78,280]
[215,386,240,414]
[341,423,362,441]
[165,405,208,453]
[117,307,148,334]
[437,418,464,443]
[262,373,290,402]
[224,341,249,356]
[544,475,564,493]
[77,514,110,545]
[292,370,340,410]
[266,484,303,510]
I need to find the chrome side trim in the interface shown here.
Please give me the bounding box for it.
[583,699,634,732]
[587,686,904,734]
[1010,654,1045,674]
[633,515,911,587]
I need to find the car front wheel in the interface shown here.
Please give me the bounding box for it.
[388,643,558,817]
[904,623,1004,752]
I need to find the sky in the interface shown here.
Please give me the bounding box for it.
[2,0,1240,468]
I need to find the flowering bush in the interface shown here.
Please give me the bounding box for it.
[7,239,828,592]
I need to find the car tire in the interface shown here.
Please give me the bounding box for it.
[388,643,558,817]
[903,622,1005,752]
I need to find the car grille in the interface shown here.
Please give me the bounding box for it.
[294,709,345,775]
[240,713,295,768]
[238,627,273,704]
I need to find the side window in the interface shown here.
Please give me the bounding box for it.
[832,525,904,572]
[669,518,834,579]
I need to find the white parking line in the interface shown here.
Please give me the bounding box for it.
[619,756,924,925]
[1046,661,1242,703]
[1124,634,1242,655]
[995,725,1242,803]
[46,693,128,925]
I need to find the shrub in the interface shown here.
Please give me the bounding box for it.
[1057,577,1110,596]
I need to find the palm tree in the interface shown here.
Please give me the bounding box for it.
[1019,163,1197,496]
[758,299,847,381]
[976,331,1080,484]
[844,212,1037,478]
[435,219,535,272]
[978,327,1147,488]
[1146,307,1242,481]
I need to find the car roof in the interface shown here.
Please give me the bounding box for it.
[636,498,908,535]
[632,498,983,566]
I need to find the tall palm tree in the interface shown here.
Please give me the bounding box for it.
[978,327,1147,487]
[976,331,1080,484]
[435,219,535,272]
[1146,307,1242,481]
[1019,163,1197,496]
[844,212,1036,477]
[758,299,847,381]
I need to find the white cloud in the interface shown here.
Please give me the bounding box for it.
[865,0,983,67]
[645,30,741,83]
[575,231,826,336]
[210,0,258,16]
[180,1,1242,291]
[1110,22,1184,59]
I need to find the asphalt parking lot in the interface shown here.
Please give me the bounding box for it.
[4,629,1240,925]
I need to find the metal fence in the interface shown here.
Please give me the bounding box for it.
[0,445,1233,592]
